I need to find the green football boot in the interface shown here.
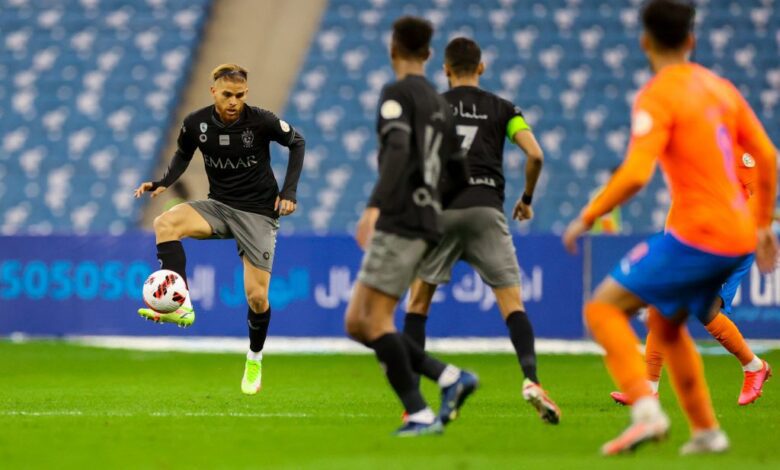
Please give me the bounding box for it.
[241,358,263,395]
[137,306,195,328]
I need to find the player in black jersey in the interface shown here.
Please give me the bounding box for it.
[403,37,561,424]
[344,17,478,437]
[133,64,304,395]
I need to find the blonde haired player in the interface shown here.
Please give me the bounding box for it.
[134,64,305,395]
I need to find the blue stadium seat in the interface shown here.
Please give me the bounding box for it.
[0,0,211,234]
[281,0,780,234]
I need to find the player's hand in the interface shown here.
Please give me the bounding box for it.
[513,199,534,221]
[275,196,297,216]
[355,207,380,250]
[134,182,166,199]
[562,216,591,255]
[755,227,779,274]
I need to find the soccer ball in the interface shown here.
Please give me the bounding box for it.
[142,269,188,313]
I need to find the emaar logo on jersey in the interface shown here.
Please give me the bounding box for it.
[203,153,258,170]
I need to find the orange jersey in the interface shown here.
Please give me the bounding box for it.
[582,63,777,256]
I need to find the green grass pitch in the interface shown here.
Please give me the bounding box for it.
[0,342,777,469]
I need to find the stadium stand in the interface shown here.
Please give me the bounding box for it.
[1,0,778,236]
[0,0,211,234]
[281,0,780,235]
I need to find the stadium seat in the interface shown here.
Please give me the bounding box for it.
[280,0,780,234]
[0,0,211,234]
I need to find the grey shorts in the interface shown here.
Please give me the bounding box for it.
[417,207,521,288]
[357,230,430,298]
[187,199,279,272]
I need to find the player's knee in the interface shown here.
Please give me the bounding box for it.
[344,315,365,341]
[153,213,178,239]
[493,286,524,318]
[246,288,269,313]
[406,297,431,315]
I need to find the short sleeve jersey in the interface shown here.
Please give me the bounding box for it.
[442,86,527,210]
[373,75,460,242]
[177,105,298,218]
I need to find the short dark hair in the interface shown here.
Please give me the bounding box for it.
[392,16,433,60]
[641,0,695,50]
[445,37,481,76]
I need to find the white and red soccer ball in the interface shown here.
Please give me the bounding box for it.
[142,269,188,313]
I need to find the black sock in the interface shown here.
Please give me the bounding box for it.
[506,310,538,383]
[403,313,428,349]
[401,334,446,381]
[248,306,271,353]
[369,333,427,414]
[156,240,188,285]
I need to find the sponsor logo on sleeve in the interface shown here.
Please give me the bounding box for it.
[279,120,291,133]
[380,100,403,119]
[631,109,653,137]
[742,153,755,168]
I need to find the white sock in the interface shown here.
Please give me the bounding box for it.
[407,407,435,424]
[437,365,461,388]
[632,396,662,423]
[649,380,660,394]
[247,350,263,361]
[743,356,763,372]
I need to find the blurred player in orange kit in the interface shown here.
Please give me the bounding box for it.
[610,150,772,407]
[562,0,779,456]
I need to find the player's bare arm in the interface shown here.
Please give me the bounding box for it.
[512,130,544,221]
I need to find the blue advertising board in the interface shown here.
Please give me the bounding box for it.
[0,234,584,338]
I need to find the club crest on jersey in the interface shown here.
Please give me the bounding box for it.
[200,122,208,133]
[380,100,402,119]
[742,153,755,168]
[242,129,254,148]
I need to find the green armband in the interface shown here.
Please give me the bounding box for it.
[506,115,531,141]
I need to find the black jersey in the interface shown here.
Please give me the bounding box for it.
[442,86,525,210]
[168,105,305,218]
[369,75,465,242]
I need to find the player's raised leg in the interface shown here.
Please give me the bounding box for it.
[137,203,211,326]
[241,256,272,395]
[706,254,771,405]
[705,313,771,405]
